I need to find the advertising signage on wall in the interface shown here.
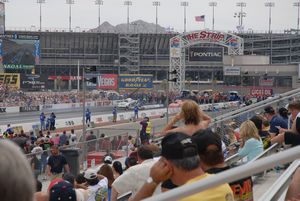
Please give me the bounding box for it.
[119,74,153,89]
[189,47,223,62]
[97,74,118,90]
[250,88,273,97]
[223,66,241,76]
[20,74,47,90]
[0,73,20,89]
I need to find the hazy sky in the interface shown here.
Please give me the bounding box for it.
[4,0,298,32]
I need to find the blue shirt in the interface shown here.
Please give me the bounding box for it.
[269,115,288,135]
[134,106,138,113]
[86,110,91,118]
[112,108,117,115]
[238,138,264,162]
[40,114,45,122]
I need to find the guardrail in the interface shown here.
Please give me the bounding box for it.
[258,159,300,201]
[144,146,300,201]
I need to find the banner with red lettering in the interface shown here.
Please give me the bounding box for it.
[250,88,273,97]
[97,74,118,90]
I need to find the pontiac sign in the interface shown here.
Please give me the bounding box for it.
[189,47,223,62]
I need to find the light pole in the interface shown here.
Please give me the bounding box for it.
[124,0,132,33]
[265,2,275,34]
[236,2,246,31]
[153,1,160,67]
[181,1,189,33]
[66,0,75,32]
[209,2,217,31]
[294,1,300,33]
[95,0,103,28]
[37,0,45,32]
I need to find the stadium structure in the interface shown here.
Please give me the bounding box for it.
[2,25,300,93]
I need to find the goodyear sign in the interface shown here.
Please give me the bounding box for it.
[119,74,153,89]
[0,73,20,89]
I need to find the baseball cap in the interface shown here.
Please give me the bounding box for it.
[161,132,198,160]
[104,156,113,164]
[84,169,97,180]
[192,129,222,154]
[264,106,275,114]
[49,180,76,201]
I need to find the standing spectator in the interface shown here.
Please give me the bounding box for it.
[40,112,46,131]
[162,100,211,136]
[59,131,68,147]
[5,124,14,135]
[50,112,56,131]
[112,161,123,179]
[140,117,150,145]
[86,131,97,152]
[264,106,288,137]
[31,146,43,179]
[145,117,152,141]
[86,108,91,124]
[84,169,108,201]
[98,164,115,201]
[112,106,117,123]
[134,105,139,121]
[46,145,70,180]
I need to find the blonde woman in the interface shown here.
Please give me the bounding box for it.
[162,100,211,136]
[238,120,264,162]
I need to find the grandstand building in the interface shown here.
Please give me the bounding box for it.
[3,30,300,92]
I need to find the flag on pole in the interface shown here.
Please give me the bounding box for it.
[195,15,205,22]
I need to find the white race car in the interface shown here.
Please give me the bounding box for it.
[117,98,137,110]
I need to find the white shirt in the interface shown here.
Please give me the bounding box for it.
[112,159,160,197]
[87,177,108,201]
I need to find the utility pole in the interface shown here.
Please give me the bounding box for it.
[66,0,75,32]
[153,1,160,68]
[37,0,45,31]
[124,1,132,33]
[181,1,189,33]
[265,2,275,34]
[294,1,300,33]
[209,2,217,31]
[95,0,103,28]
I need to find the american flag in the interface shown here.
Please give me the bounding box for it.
[195,15,205,22]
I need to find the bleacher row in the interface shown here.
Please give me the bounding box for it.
[145,88,300,201]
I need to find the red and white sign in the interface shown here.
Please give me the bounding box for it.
[250,88,273,97]
[48,76,82,81]
[97,74,118,90]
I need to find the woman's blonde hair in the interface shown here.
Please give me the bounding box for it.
[240,120,260,141]
[180,100,201,125]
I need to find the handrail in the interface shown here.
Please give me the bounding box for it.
[258,159,300,201]
[143,145,300,201]
[249,143,279,163]
[224,153,241,165]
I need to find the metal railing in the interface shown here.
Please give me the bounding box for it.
[144,146,300,201]
[258,159,300,201]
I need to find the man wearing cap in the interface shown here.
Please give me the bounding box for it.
[111,145,158,201]
[131,132,233,201]
[84,169,108,201]
[264,106,288,137]
[46,145,70,180]
[104,156,113,165]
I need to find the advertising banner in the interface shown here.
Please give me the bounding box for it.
[20,106,40,112]
[189,47,223,62]
[119,74,153,89]
[21,74,47,90]
[0,73,20,89]
[48,76,82,81]
[97,74,118,90]
[250,88,273,97]
[223,66,241,76]
[259,78,274,87]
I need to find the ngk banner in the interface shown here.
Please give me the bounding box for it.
[189,47,223,62]
[97,74,118,90]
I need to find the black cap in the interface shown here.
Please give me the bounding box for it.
[192,129,222,155]
[161,132,198,160]
[264,106,275,114]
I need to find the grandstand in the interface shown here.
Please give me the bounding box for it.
[2,30,300,92]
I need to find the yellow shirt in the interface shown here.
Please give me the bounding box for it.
[179,174,234,201]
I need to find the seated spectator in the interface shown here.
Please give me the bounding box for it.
[111,145,157,201]
[264,106,288,137]
[192,129,253,201]
[250,115,271,149]
[271,100,300,146]
[0,140,35,201]
[238,120,264,162]
[98,164,115,201]
[112,161,123,179]
[84,169,108,201]
[131,132,234,201]
[162,100,212,136]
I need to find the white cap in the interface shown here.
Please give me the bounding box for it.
[84,169,97,180]
[104,156,112,164]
